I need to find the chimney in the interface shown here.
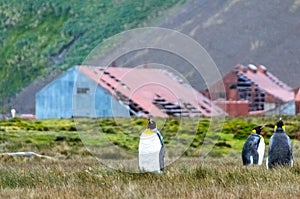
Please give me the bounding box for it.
[235,64,247,73]
[257,65,267,74]
[248,64,257,73]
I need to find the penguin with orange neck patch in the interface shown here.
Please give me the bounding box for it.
[138,118,165,173]
[242,125,265,166]
[266,119,293,169]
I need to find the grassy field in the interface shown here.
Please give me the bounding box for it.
[0,116,300,198]
[0,157,300,198]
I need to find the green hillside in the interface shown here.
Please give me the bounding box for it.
[0,0,184,101]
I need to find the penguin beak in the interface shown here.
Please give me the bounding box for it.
[259,126,264,136]
[260,126,264,130]
[148,118,154,125]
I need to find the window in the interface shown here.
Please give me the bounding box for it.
[77,87,90,94]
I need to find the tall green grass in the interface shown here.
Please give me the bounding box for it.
[0,116,300,158]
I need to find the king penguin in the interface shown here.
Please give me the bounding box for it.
[138,118,165,173]
[266,119,293,169]
[242,126,265,166]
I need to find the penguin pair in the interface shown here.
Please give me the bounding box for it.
[266,119,293,169]
[138,118,165,173]
[242,126,265,166]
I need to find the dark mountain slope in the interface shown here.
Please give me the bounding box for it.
[162,0,300,87]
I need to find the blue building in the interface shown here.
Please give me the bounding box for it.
[36,66,129,119]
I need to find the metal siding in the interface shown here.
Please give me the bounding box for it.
[265,102,295,116]
[73,72,97,117]
[36,67,130,119]
[94,87,130,117]
[73,71,129,117]
[36,68,77,119]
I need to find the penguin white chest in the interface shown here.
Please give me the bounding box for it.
[139,132,163,173]
[257,137,265,165]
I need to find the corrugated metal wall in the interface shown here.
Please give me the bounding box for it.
[36,67,129,119]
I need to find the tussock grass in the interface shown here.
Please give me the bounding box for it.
[1,116,300,198]
[0,157,300,198]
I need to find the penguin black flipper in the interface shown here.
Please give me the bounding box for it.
[251,149,259,164]
[242,134,261,165]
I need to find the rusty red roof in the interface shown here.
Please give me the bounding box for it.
[77,66,225,117]
[235,64,294,102]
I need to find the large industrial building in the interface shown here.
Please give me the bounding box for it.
[202,64,296,116]
[36,66,225,119]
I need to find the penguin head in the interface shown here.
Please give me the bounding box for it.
[252,125,263,135]
[147,117,157,130]
[274,119,285,131]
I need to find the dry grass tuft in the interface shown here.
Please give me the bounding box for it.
[0,157,299,199]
